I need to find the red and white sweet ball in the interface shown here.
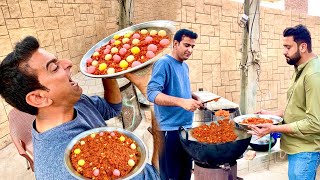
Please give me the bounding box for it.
[146,51,155,59]
[145,36,153,43]
[119,48,127,56]
[87,66,96,74]
[131,61,142,67]
[147,44,157,52]
[123,44,131,50]
[113,54,121,63]
[132,33,140,39]
[86,58,93,64]
[103,48,110,54]
[160,39,170,46]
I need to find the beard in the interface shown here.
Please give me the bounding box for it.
[286,50,301,65]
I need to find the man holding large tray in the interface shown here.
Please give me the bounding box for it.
[0,36,160,180]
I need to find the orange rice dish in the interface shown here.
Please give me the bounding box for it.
[214,109,230,117]
[85,29,171,75]
[70,131,140,180]
[241,117,273,125]
[192,110,238,144]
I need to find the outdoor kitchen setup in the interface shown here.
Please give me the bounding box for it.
[181,91,252,180]
[73,19,283,179]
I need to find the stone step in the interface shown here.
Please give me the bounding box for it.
[237,141,287,176]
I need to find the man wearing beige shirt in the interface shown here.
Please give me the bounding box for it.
[249,24,320,180]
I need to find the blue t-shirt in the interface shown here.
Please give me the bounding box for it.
[147,54,193,131]
[32,94,160,180]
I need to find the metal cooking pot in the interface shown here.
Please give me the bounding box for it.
[193,108,240,124]
[249,134,277,152]
[179,123,251,167]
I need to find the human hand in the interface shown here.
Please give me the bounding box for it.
[181,99,203,112]
[247,123,274,138]
[255,109,284,117]
[124,72,149,95]
[255,109,272,115]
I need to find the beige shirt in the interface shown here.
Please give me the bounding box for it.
[281,56,320,154]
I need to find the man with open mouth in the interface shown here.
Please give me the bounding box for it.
[0,36,160,180]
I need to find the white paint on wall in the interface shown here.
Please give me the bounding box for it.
[308,0,320,16]
[230,0,285,10]
[231,0,320,17]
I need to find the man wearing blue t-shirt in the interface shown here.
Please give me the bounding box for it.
[147,29,203,180]
[0,36,160,180]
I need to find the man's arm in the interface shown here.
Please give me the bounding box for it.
[250,73,320,137]
[102,78,121,104]
[256,109,284,118]
[124,73,149,96]
[290,73,320,134]
[248,123,293,138]
[154,93,202,112]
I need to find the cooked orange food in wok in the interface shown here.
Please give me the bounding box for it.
[85,29,171,75]
[192,118,237,144]
[241,117,273,125]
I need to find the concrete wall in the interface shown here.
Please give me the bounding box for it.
[0,0,120,149]
[285,0,308,14]
[133,0,320,110]
[1,0,320,149]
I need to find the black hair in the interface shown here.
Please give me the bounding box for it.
[173,29,198,42]
[283,24,312,52]
[0,36,48,115]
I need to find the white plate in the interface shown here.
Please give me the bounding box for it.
[80,20,176,78]
[233,114,283,130]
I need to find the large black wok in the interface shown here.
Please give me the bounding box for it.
[179,123,251,168]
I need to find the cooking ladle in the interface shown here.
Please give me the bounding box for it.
[202,97,221,104]
[201,107,220,126]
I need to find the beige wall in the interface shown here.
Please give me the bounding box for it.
[1,0,320,149]
[0,0,120,73]
[285,0,308,14]
[0,0,120,149]
[133,0,320,111]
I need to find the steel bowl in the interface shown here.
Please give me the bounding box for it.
[249,134,277,152]
[233,114,283,130]
[64,127,148,180]
[80,20,176,78]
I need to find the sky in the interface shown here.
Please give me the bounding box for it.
[308,0,320,16]
[231,0,320,17]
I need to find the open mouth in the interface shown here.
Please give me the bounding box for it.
[69,76,78,87]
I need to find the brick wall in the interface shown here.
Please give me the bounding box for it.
[1,0,320,149]
[0,0,120,149]
[134,0,320,109]
[0,0,119,73]
[132,0,320,111]
[285,0,308,14]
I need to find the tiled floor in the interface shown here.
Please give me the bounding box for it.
[0,143,35,180]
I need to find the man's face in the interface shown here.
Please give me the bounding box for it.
[174,36,196,61]
[283,36,301,65]
[28,48,82,106]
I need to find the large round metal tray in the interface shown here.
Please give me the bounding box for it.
[233,114,283,130]
[64,127,148,180]
[80,20,176,78]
